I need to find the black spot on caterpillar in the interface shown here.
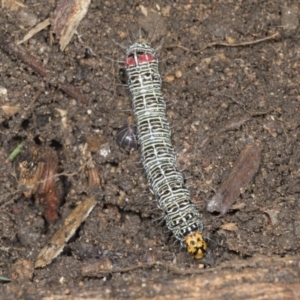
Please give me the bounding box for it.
[125,41,207,259]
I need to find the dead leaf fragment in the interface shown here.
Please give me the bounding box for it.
[18,144,60,222]
[207,142,262,214]
[50,0,91,51]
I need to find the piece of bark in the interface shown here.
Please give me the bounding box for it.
[35,196,97,268]
[87,168,100,187]
[207,142,262,214]
[50,0,91,51]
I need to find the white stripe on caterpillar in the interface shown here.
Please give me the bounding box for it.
[125,41,207,259]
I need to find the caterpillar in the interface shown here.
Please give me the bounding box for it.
[124,41,207,259]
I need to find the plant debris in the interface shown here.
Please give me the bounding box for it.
[207,142,262,214]
[50,0,91,51]
[0,31,89,105]
[18,143,61,222]
[35,196,97,268]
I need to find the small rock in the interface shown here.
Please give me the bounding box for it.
[175,70,182,78]
[165,75,175,83]
[19,9,38,28]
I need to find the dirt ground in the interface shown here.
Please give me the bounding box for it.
[1,0,300,299]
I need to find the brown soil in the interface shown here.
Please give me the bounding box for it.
[1,1,300,299]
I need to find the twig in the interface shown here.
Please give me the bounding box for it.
[17,18,51,45]
[0,35,47,75]
[166,32,280,53]
[198,92,274,150]
[59,82,89,105]
[90,254,298,277]
[89,261,206,276]
[221,93,273,117]
[0,191,22,208]
[198,115,252,150]
[0,32,88,105]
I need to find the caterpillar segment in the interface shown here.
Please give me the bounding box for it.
[125,41,206,259]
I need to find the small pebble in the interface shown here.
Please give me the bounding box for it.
[175,70,182,78]
[165,75,175,83]
[19,9,38,27]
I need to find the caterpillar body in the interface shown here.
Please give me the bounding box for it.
[125,41,207,259]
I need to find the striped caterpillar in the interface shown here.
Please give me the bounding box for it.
[124,41,207,259]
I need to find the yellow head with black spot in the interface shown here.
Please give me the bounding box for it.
[185,231,207,259]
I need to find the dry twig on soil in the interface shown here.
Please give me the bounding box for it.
[0,32,88,105]
[167,32,280,53]
[35,196,97,268]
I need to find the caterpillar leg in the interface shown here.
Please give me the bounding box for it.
[185,232,207,259]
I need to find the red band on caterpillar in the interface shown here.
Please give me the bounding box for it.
[125,53,156,67]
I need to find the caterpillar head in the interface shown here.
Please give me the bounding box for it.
[185,232,207,259]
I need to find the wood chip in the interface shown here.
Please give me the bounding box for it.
[35,196,97,268]
[17,18,51,45]
[220,222,239,231]
[50,0,91,51]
